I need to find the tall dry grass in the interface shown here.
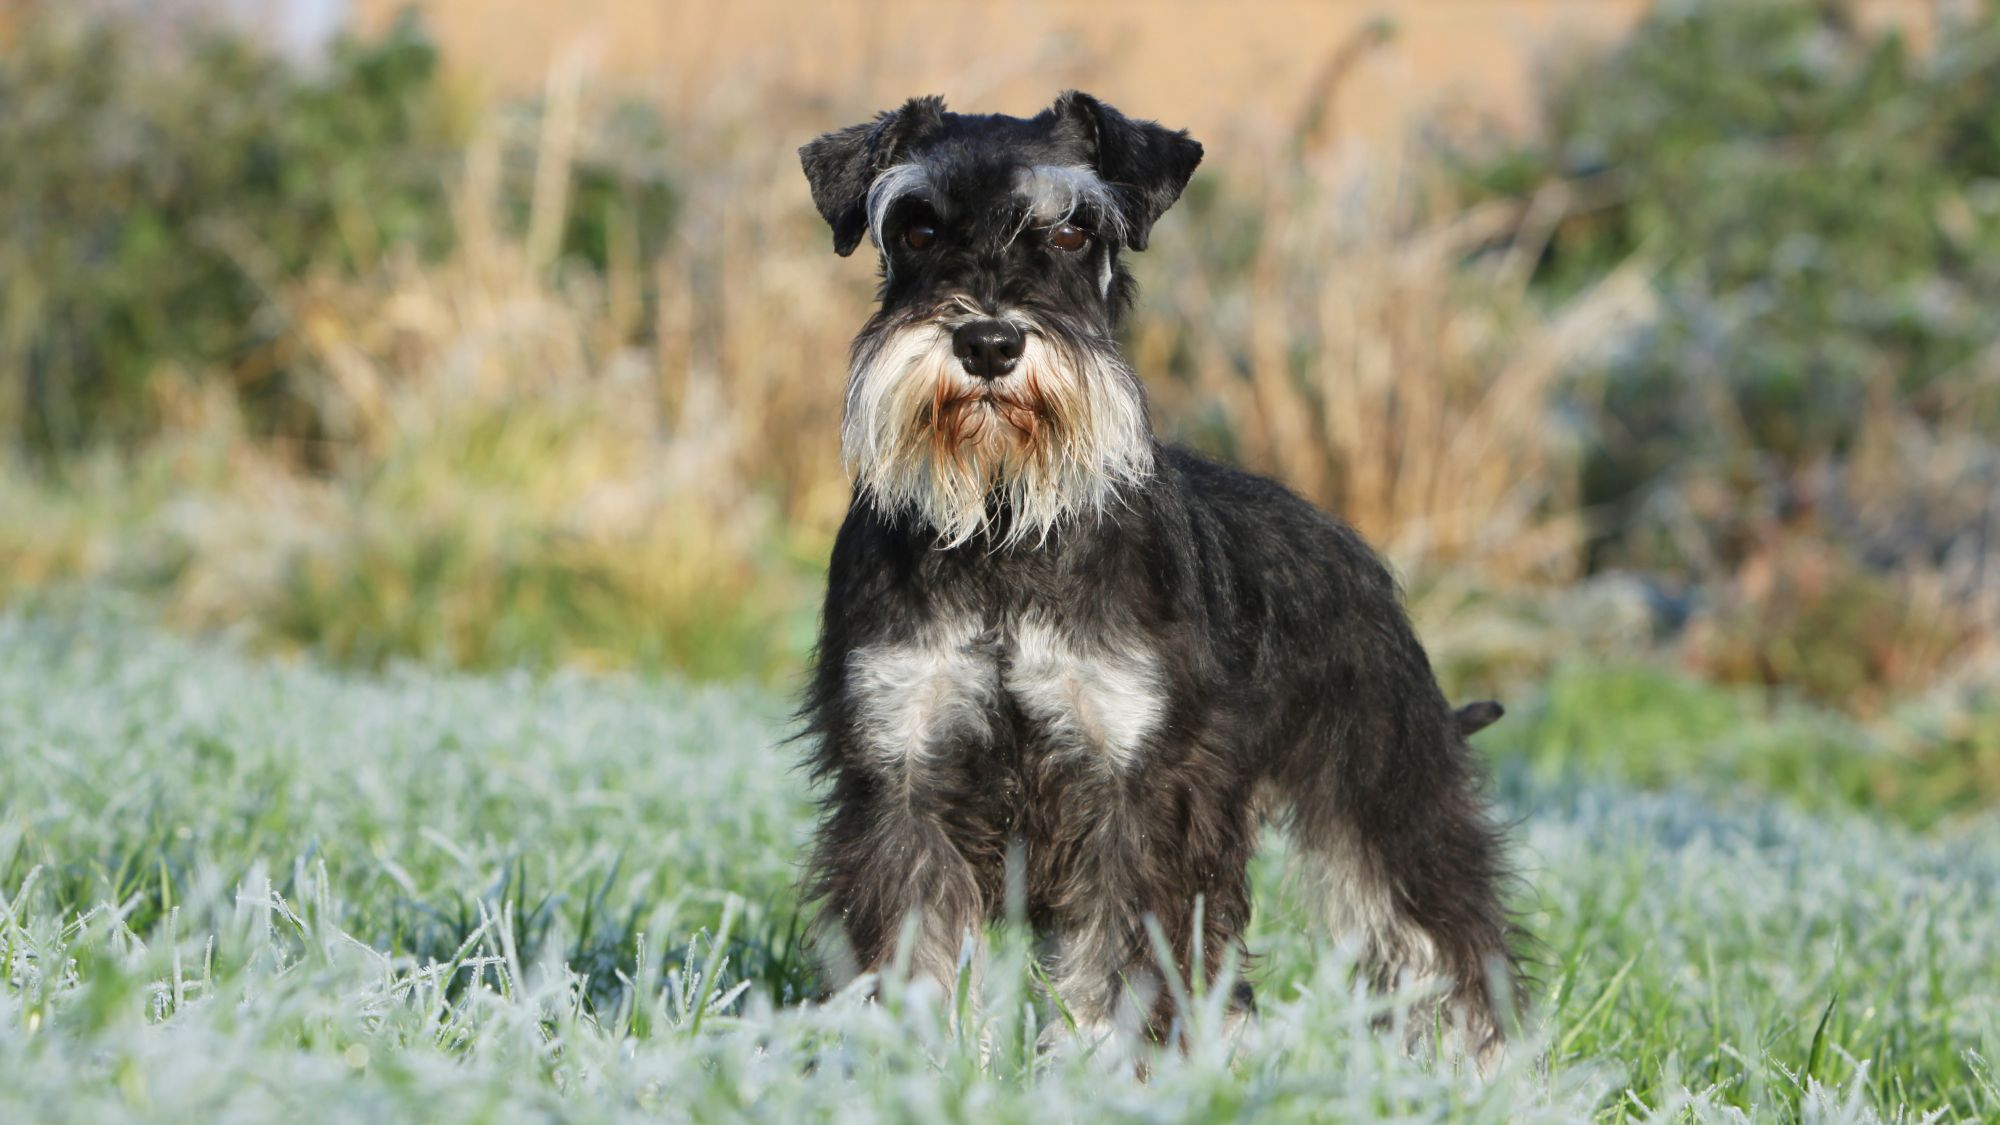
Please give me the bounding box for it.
[1135,169,1652,583]
[1,45,1649,679]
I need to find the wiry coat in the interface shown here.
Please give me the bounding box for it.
[797,91,1517,1060]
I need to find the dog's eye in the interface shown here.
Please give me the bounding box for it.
[903,224,936,251]
[1047,222,1089,252]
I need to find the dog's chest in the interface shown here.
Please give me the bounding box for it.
[845,616,1164,771]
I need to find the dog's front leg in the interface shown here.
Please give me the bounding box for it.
[1007,620,1258,1042]
[803,617,1006,1002]
[803,765,990,1000]
[1037,762,1257,1046]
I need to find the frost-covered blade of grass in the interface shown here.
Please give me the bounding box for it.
[0,612,1995,1122]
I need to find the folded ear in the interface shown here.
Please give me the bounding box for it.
[1051,91,1202,251]
[799,95,948,256]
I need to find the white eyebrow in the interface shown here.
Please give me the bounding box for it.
[865,162,936,255]
[1011,165,1128,242]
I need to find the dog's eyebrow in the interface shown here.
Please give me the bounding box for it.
[1012,165,1128,240]
[866,163,940,254]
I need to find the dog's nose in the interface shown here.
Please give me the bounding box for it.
[951,319,1025,379]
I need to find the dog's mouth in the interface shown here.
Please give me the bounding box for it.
[904,312,1042,444]
[922,376,1050,453]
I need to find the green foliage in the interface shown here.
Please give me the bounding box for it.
[1459,0,2000,565]
[0,11,676,456]
[0,12,458,451]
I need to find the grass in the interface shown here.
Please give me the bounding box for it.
[3,609,1996,1122]
[1484,658,2000,830]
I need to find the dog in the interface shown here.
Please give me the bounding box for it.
[796,91,1518,1066]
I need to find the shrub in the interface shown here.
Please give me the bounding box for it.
[0,12,457,452]
[1458,0,2000,570]
[0,10,675,457]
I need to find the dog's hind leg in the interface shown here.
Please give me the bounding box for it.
[1278,656,1517,1070]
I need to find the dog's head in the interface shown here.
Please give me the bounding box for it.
[801,92,1202,546]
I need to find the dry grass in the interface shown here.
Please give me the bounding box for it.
[0,73,1648,677]
[0,49,1649,678]
[1135,168,1652,583]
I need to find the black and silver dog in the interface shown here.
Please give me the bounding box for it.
[797,91,1517,1063]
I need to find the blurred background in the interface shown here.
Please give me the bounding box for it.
[2,0,1996,822]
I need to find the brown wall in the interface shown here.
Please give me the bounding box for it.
[354,0,1949,145]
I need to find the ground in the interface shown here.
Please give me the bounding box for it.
[1,610,1995,1122]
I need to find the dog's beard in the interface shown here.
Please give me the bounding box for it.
[842,312,1153,547]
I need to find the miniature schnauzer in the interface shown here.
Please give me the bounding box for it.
[797,91,1517,1063]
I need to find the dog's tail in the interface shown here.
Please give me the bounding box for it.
[1452,700,1504,738]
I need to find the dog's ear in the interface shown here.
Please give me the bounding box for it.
[1051,91,1202,252]
[800,95,948,256]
